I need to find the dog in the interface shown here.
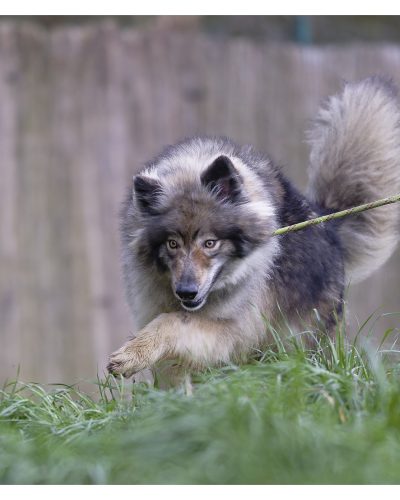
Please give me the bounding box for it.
[107,76,400,381]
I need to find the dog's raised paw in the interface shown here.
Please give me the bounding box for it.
[107,337,156,378]
[107,355,134,378]
[107,347,141,378]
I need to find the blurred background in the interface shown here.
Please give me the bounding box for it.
[1,15,400,386]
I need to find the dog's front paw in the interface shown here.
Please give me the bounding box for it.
[107,341,147,378]
[108,314,177,378]
[107,331,164,378]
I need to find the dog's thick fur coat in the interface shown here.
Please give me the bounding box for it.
[108,77,400,380]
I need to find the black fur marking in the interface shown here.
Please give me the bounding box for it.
[134,213,170,271]
[201,155,243,202]
[215,225,261,258]
[134,176,162,215]
[272,174,345,323]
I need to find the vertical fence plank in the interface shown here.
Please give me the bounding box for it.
[0,24,20,381]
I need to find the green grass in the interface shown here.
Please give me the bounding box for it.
[1,314,400,484]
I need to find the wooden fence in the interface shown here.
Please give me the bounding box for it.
[0,22,399,385]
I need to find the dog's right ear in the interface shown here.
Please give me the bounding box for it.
[133,175,162,215]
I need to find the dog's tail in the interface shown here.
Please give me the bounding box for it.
[307,76,400,284]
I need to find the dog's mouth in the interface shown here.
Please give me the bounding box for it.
[180,297,206,311]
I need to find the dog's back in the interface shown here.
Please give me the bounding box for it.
[270,76,400,330]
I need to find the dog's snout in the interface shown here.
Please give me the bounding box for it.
[176,284,198,301]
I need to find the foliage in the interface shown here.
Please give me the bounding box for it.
[1,313,400,484]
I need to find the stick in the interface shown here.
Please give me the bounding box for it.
[272,193,400,237]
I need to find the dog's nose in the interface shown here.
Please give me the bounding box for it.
[176,285,198,301]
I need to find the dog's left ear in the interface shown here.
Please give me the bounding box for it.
[201,156,242,202]
[133,175,162,215]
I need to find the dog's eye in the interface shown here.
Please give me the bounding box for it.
[167,239,179,250]
[204,240,218,249]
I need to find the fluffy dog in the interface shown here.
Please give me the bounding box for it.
[108,76,400,380]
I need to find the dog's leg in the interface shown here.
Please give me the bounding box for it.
[107,312,240,378]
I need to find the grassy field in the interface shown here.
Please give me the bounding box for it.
[1,315,400,484]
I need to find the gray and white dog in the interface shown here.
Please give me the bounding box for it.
[108,76,400,380]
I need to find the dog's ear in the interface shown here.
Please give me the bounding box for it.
[133,175,162,214]
[201,156,242,202]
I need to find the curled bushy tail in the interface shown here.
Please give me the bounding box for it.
[307,76,400,283]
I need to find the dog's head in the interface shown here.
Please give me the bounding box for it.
[132,155,275,311]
